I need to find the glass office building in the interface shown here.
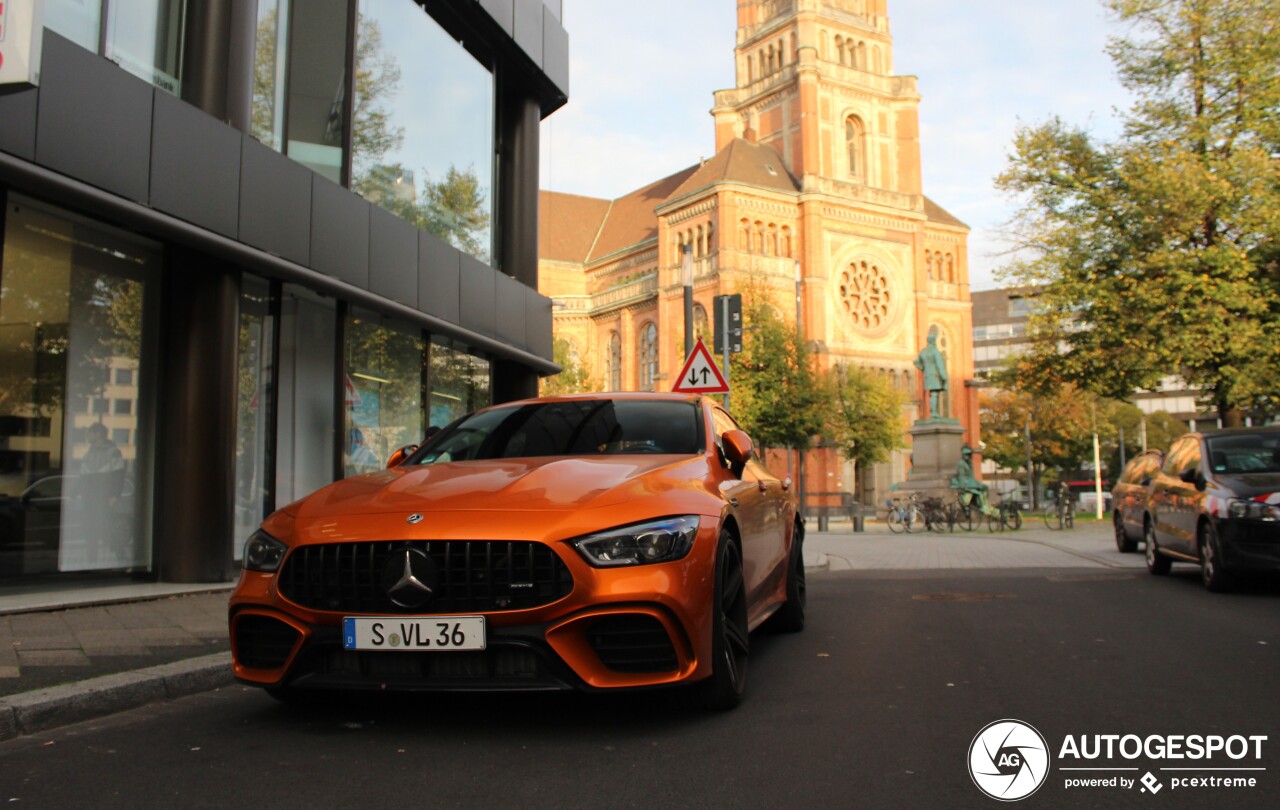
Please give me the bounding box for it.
[0,0,567,587]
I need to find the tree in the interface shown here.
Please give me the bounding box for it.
[541,338,597,396]
[421,165,492,262]
[824,365,907,468]
[730,299,827,451]
[981,386,1122,493]
[996,0,1280,424]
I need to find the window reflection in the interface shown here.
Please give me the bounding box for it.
[43,0,103,51]
[105,0,186,96]
[344,309,426,477]
[251,0,291,151]
[234,276,274,558]
[0,197,158,579]
[352,0,495,264]
[428,339,491,428]
[284,0,352,183]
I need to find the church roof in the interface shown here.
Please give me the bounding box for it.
[539,165,699,264]
[664,138,801,201]
[923,195,967,229]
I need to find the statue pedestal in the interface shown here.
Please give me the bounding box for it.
[897,419,965,496]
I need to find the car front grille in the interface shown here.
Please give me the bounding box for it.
[277,540,574,614]
[585,615,679,673]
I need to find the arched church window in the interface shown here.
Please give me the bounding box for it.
[781,225,793,258]
[925,251,934,280]
[845,115,866,179]
[857,41,867,70]
[639,322,658,392]
[693,304,709,342]
[767,224,778,257]
[945,253,955,283]
[739,219,750,251]
[836,36,846,66]
[753,221,764,254]
[608,331,622,391]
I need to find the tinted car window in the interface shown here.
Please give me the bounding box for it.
[409,400,703,463]
[1206,432,1280,475]
[1163,439,1196,476]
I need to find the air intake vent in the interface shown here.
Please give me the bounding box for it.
[234,615,300,669]
[586,615,679,673]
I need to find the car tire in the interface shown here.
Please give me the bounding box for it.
[1145,518,1171,575]
[698,530,750,711]
[1199,521,1234,593]
[1114,512,1137,553]
[767,522,806,633]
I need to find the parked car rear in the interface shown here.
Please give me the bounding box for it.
[1112,450,1162,553]
[1144,428,1280,591]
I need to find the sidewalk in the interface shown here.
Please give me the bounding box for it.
[1,518,1139,741]
[1,583,234,741]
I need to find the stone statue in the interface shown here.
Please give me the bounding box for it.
[952,445,995,516]
[913,333,948,419]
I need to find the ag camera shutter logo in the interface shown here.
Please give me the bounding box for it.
[968,719,1051,801]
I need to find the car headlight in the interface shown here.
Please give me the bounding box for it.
[1227,499,1280,521]
[572,516,700,567]
[243,530,288,572]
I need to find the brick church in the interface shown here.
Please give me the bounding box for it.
[538,0,976,507]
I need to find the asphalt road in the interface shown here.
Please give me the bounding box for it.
[1,565,1277,809]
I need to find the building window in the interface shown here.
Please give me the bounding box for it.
[115,368,134,386]
[274,285,337,505]
[345,308,426,477]
[608,331,622,391]
[251,0,291,151]
[282,0,353,184]
[45,0,184,96]
[352,0,496,264]
[114,399,132,416]
[693,305,709,342]
[428,339,490,428]
[639,322,658,392]
[234,275,275,560]
[0,196,159,578]
[845,115,866,179]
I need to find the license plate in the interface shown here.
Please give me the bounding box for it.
[342,616,486,651]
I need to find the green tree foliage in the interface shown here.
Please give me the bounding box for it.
[731,299,827,451]
[541,338,597,396]
[996,0,1280,423]
[824,365,907,467]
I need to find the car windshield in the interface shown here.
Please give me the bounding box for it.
[1206,433,1280,475]
[409,400,703,464]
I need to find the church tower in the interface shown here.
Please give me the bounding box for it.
[713,0,922,198]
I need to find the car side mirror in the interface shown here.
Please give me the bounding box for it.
[781,476,792,492]
[1179,467,1198,485]
[722,430,754,478]
[386,444,418,468]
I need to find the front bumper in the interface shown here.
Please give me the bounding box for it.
[1216,517,1280,573]
[229,525,721,693]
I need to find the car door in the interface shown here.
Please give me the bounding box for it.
[1155,437,1201,555]
[711,408,771,603]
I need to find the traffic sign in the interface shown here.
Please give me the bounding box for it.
[671,337,730,394]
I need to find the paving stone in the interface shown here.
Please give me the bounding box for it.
[17,649,91,667]
[131,628,199,646]
[0,666,19,679]
[10,635,80,651]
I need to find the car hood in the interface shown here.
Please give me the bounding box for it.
[1213,473,1280,500]
[287,455,714,519]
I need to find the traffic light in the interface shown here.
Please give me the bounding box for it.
[713,294,742,354]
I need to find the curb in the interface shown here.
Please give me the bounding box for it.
[0,652,233,741]
[802,551,830,572]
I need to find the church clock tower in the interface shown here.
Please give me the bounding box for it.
[713,0,922,198]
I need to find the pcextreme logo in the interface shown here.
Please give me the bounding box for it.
[968,719,1051,801]
[968,721,1268,802]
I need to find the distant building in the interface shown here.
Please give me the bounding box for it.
[539,0,977,508]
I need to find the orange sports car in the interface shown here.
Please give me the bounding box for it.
[230,393,804,709]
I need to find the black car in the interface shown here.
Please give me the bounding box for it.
[1111,449,1162,553]
[1145,428,1280,590]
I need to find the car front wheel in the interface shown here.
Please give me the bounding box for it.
[1199,521,1234,593]
[698,530,749,710]
[1145,519,1171,575]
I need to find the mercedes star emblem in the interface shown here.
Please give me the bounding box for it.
[406,513,424,524]
[383,548,436,608]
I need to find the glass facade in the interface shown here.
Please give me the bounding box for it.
[44,0,186,97]
[344,309,425,477]
[351,0,495,264]
[428,338,491,429]
[251,0,291,151]
[233,276,274,560]
[274,286,337,505]
[283,0,352,184]
[0,197,158,579]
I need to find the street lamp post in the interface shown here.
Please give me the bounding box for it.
[682,244,694,355]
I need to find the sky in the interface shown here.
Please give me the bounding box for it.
[538,0,1134,291]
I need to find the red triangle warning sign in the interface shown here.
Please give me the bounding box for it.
[672,337,730,394]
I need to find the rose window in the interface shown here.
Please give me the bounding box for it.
[839,260,892,331]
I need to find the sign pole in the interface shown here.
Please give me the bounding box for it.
[682,245,693,357]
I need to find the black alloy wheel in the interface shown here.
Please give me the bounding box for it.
[768,522,807,633]
[1145,519,1171,575]
[698,530,750,710]
[1199,521,1234,593]
[1114,511,1137,553]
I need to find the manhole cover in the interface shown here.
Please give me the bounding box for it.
[911,593,1016,602]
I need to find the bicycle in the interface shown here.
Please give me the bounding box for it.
[886,494,924,533]
[1042,483,1076,530]
[951,491,982,531]
[923,496,953,533]
[987,498,1024,532]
